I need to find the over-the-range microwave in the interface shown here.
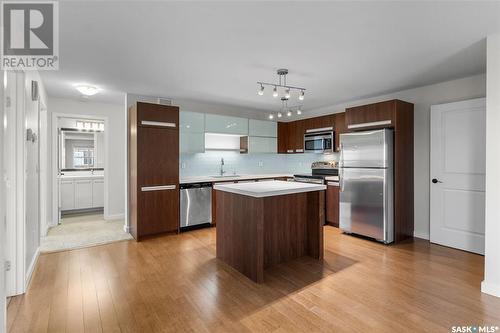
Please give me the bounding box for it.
[304,128,334,153]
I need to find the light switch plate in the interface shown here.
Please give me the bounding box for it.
[181,162,186,169]
[258,161,263,167]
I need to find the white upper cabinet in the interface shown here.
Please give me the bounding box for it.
[180,111,205,153]
[181,132,205,153]
[248,137,277,154]
[205,114,248,135]
[180,111,205,133]
[249,119,277,138]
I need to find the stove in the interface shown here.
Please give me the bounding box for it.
[294,161,339,184]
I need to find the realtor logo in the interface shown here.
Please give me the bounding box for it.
[1,1,59,70]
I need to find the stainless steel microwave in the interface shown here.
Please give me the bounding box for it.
[304,130,334,153]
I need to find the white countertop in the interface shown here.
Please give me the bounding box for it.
[180,173,293,184]
[59,174,104,180]
[214,180,326,198]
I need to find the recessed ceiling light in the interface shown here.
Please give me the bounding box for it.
[75,85,99,96]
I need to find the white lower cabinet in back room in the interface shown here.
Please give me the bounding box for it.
[92,179,104,207]
[60,180,75,210]
[75,179,93,209]
[59,176,104,211]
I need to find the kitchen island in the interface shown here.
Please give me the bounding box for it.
[214,180,326,283]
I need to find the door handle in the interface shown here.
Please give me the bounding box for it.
[141,185,176,191]
[431,178,442,184]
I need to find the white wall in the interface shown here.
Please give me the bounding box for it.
[0,70,7,333]
[48,98,126,221]
[306,74,486,239]
[23,71,47,287]
[482,34,500,298]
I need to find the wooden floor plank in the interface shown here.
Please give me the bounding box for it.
[7,226,500,333]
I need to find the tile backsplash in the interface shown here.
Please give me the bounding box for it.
[180,151,339,177]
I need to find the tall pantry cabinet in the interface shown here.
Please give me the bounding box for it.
[129,102,180,240]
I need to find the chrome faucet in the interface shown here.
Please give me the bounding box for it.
[220,158,226,176]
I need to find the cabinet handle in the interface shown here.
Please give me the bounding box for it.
[347,120,391,129]
[141,185,176,192]
[286,149,294,153]
[141,120,176,128]
[295,149,304,153]
[327,182,339,186]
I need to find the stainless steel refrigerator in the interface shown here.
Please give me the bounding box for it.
[339,128,394,244]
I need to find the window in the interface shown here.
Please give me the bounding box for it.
[73,147,95,168]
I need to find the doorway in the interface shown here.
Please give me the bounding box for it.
[41,115,131,252]
[430,98,486,254]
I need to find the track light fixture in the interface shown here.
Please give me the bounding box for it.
[257,68,306,101]
[258,84,264,96]
[272,86,278,98]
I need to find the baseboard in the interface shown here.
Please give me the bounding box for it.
[25,247,40,290]
[482,280,500,298]
[104,213,125,221]
[413,231,429,240]
[123,223,131,233]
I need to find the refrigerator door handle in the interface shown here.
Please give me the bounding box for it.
[339,168,344,192]
[339,142,344,168]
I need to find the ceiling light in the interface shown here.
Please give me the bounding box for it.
[299,90,305,101]
[284,88,291,99]
[272,86,278,98]
[277,112,282,118]
[75,85,99,96]
[287,111,292,117]
[258,84,264,96]
[268,114,274,120]
[297,108,302,115]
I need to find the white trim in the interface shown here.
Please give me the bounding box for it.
[104,213,125,221]
[123,223,131,233]
[306,126,333,133]
[413,231,430,240]
[25,248,39,289]
[141,120,176,128]
[481,280,500,298]
[347,120,392,129]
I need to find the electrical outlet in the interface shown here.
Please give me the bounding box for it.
[258,161,264,167]
[181,162,186,169]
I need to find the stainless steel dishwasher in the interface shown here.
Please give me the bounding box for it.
[180,182,212,229]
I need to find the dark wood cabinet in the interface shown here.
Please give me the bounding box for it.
[277,122,289,154]
[345,99,414,242]
[129,102,180,240]
[277,114,340,154]
[326,183,340,227]
[345,100,396,130]
[334,113,346,152]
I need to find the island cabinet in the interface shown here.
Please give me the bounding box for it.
[129,102,180,240]
[214,181,325,283]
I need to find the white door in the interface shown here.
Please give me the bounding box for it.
[430,98,486,254]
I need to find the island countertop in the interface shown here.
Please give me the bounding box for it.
[213,180,326,198]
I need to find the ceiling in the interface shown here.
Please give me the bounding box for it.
[41,1,499,113]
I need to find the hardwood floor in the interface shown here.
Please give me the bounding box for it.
[7,226,500,332]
